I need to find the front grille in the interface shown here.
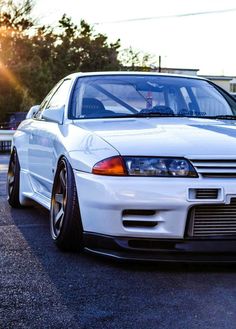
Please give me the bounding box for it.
[190,159,236,178]
[195,189,218,199]
[187,198,236,238]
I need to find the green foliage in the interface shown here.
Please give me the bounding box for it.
[0,1,152,122]
[0,0,35,120]
[0,1,122,121]
[119,47,156,71]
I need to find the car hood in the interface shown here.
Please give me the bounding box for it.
[75,117,236,158]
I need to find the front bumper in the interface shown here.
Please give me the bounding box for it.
[84,232,236,263]
[74,171,236,239]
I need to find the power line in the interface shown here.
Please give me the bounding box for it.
[94,8,236,25]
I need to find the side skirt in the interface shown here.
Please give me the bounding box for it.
[20,169,51,209]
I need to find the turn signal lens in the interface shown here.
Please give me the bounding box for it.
[92,156,126,176]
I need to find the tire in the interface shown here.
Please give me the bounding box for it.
[7,149,22,208]
[50,157,84,251]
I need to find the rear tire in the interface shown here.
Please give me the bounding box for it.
[7,149,22,208]
[50,157,84,251]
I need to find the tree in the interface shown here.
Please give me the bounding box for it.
[119,47,156,71]
[0,1,153,123]
[0,0,35,121]
[51,16,121,78]
[0,3,122,121]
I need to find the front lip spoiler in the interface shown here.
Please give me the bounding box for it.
[83,232,236,263]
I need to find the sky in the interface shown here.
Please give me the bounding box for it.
[32,0,236,76]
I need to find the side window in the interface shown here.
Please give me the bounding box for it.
[33,81,63,119]
[33,79,72,120]
[46,79,72,109]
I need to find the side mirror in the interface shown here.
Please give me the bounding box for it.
[26,105,40,119]
[41,106,64,124]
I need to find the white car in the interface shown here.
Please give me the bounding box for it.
[7,72,236,262]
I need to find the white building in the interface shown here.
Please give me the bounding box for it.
[152,66,236,93]
[200,75,236,93]
[160,67,199,76]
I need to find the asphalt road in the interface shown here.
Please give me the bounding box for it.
[1,154,236,329]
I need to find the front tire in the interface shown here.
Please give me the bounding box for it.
[50,157,84,251]
[7,149,22,208]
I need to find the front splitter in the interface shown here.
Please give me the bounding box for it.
[83,232,236,263]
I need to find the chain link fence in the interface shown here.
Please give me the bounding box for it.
[0,124,14,153]
[0,140,11,152]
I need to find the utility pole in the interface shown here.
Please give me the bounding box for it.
[158,55,161,72]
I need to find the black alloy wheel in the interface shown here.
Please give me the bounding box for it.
[50,157,84,251]
[7,149,22,208]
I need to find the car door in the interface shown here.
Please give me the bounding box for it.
[28,79,72,198]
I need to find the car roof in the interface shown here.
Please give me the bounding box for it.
[66,71,207,81]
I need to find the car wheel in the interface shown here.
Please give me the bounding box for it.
[7,149,22,208]
[50,157,84,251]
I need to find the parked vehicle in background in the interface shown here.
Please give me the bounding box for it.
[0,112,27,130]
[4,112,27,130]
[0,122,8,130]
[6,72,236,262]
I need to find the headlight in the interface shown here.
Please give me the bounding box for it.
[124,157,197,177]
[92,156,198,177]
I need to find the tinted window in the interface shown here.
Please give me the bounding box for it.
[46,79,72,109]
[70,75,236,119]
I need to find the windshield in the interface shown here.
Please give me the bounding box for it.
[70,75,236,119]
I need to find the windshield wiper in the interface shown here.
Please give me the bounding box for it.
[136,114,236,120]
[83,113,236,120]
[209,115,236,120]
[98,112,209,119]
[110,112,180,118]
